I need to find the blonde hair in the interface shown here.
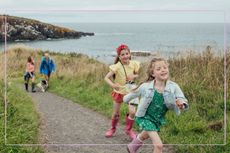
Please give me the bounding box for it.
[140,57,169,84]
[133,57,169,91]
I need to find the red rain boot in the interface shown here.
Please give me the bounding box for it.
[125,114,136,139]
[105,117,119,138]
[127,136,143,153]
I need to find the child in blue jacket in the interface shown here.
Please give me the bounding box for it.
[39,52,56,83]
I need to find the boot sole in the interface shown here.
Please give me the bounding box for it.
[105,133,114,138]
[105,129,116,138]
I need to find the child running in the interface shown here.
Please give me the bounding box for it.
[104,44,140,139]
[124,57,189,153]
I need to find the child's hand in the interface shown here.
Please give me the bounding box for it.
[176,99,184,109]
[112,83,120,91]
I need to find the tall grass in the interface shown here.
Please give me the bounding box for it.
[0,81,43,152]
[51,48,229,152]
[1,44,229,152]
[0,44,43,152]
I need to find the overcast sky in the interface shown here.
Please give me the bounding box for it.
[0,0,230,23]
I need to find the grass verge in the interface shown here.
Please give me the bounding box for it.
[0,80,43,153]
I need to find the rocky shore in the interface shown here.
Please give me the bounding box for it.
[0,15,94,42]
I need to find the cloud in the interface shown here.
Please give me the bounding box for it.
[1,0,229,10]
[0,0,229,22]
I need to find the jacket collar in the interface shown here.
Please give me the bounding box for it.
[42,57,51,62]
[146,80,172,92]
[146,80,154,90]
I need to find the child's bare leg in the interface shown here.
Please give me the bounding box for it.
[138,130,149,141]
[147,131,163,153]
[128,104,136,119]
[112,102,121,118]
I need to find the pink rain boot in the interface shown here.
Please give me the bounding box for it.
[105,114,119,137]
[125,114,136,139]
[127,136,143,153]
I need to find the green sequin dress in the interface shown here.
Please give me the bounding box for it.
[135,90,168,131]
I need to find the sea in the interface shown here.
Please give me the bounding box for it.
[0,23,227,63]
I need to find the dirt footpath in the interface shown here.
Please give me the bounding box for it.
[28,90,175,153]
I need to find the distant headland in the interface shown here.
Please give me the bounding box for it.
[0,15,94,42]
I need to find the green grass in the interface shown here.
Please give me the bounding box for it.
[1,46,229,152]
[47,51,229,153]
[0,81,43,153]
[47,76,229,153]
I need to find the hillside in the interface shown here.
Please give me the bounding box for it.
[0,15,94,42]
[0,45,229,153]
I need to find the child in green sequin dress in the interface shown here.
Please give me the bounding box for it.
[124,58,188,153]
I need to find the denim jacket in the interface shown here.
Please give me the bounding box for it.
[123,80,189,117]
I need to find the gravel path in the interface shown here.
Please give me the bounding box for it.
[27,90,175,153]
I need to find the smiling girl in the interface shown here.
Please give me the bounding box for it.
[124,58,189,153]
[104,44,140,139]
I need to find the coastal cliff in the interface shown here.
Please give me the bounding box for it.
[0,15,94,42]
